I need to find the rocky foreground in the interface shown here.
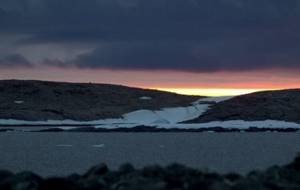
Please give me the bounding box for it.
[1,155,300,190]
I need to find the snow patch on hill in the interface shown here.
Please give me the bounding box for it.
[139,96,152,100]
[193,96,234,104]
[122,104,209,125]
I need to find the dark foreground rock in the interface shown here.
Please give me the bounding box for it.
[2,154,300,190]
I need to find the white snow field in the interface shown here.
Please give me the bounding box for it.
[1,96,300,129]
[192,96,234,104]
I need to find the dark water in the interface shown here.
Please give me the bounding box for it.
[0,132,299,177]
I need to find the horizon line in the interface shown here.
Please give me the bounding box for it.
[152,88,275,97]
[0,78,291,97]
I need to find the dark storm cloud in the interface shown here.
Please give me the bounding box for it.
[45,37,300,72]
[1,0,300,71]
[0,54,32,68]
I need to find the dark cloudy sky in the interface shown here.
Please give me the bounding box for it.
[0,0,300,95]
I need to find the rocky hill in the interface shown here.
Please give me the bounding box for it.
[186,89,300,123]
[0,80,200,121]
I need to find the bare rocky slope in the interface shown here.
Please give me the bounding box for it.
[186,89,300,123]
[0,80,200,121]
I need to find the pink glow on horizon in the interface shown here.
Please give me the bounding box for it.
[0,67,299,96]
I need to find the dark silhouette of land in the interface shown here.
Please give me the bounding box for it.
[186,89,300,123]
[0,80,200,121]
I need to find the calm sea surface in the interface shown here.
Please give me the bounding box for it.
[0,132,299,176]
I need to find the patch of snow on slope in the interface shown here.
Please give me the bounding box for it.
[123,110,162,124]
[14,100,24,104]
[122,104,210,125]
[156,104,210,124]
[139,96,152,100]
[193,96,234,104]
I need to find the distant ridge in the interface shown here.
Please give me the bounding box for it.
[185,89,300,123]
[0,80,201,121]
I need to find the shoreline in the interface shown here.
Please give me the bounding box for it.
[1,126,300,133]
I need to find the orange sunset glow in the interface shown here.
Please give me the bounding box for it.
[153,88,270,97]
[0,67,299,96]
